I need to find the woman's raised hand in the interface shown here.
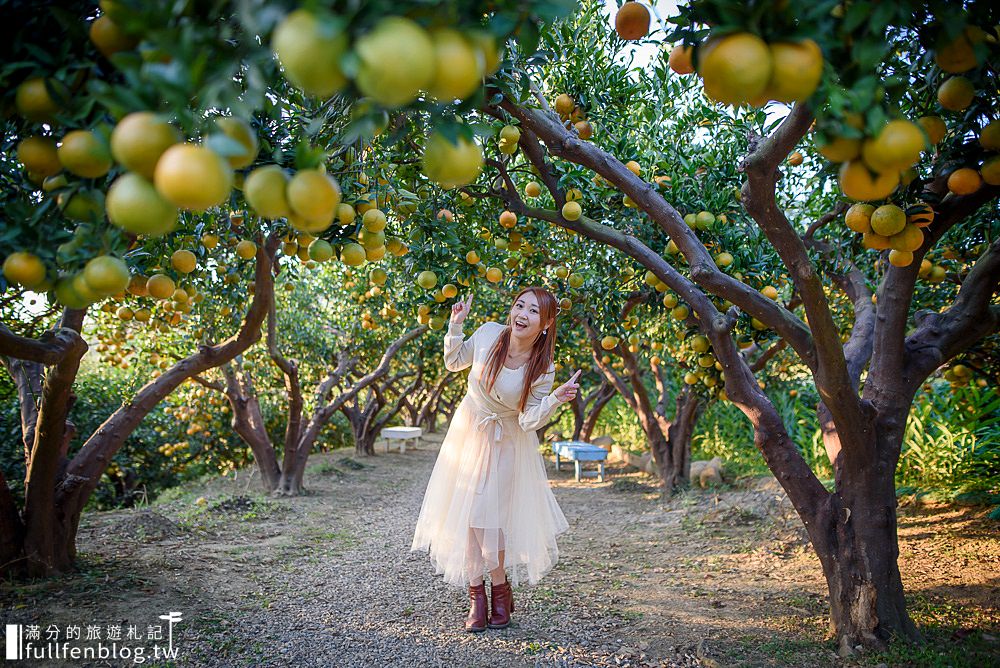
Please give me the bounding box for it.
[552,369,582,403]
[450,292,474,325]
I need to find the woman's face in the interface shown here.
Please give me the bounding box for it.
[509,291,548,343]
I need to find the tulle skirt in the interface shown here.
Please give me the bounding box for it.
[410,395,569,588]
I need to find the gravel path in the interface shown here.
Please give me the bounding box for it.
[167,435,701,668]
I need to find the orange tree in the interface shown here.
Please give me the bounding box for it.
[454,0,999,651]
[0,0,575,577]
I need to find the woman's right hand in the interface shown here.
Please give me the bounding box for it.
[450,292,473,325]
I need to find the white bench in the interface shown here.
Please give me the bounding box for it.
[380,426,422,454]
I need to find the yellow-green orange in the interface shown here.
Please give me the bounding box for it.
[917,116,947,145]
[146,274,175,300]
[845,203,875,233]
[422,132,482,189]
[427,29,483,101]
[154,144,233,212]
[106,173,178,236]
[763,39,823,104]
[111,112,181,179]
[308,239,334,262]
[417,270,437,289]
[889,224,924,252]
[215,117,259,169]
[839,160,899,201]
[870,204,906,236]
[698,33,772,106]
[562,201,582,221]
[341,242,366,266]
[244,165,290,218]
[3,252,46,289]
[17,136,62,178]
[937,76,974,111]
[355,17,435,108]
[235,239,257,259]
[58,130,112,178]
[171,249,197,273]
[287,169,341,223]
[83,255,129,295]
[272,9,348,97]
[15,77,61,123]
[947,167,981,195]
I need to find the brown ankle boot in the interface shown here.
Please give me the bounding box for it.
[465,582,488,632]
[487,580,513,629]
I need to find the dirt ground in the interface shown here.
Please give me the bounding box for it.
[2,433,997,667]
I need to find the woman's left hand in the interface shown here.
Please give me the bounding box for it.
[552,369,582,403]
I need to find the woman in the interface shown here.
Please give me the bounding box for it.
[410,286,579,632]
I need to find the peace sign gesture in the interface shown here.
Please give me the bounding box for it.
[552,369,582,403]
[450,292,474,325]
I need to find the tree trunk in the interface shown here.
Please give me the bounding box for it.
[810,462,918,653]
[660,386,702,489]
[578,381,615,442]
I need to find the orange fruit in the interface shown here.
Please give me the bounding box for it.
[58,189,104,221]
[862,232,892,250]
[363,208,387,232]
[916,116,946,146]
[601,336,618,350]
[615,1,650,41]
[341,243,366,266]
[467,30,501,76]
[235,239,257,259]
[861,119,926,173]
[562,201,582,221]
[308,239,334,262]
[574,120,593,139]
[422,132,483,189]
[764,39,823,104]
[934,26,984,73]
[83,255,129,295]
[525,182,542,197]
[244,164,291,218]
[485,267,502,283]
[417,270,437,289]
[844,203,875,233]
[906,202,935,228]
[889,224,924,252]
[937,76,974,111]
[58,130,113,178]
[499,211,517,227]
[888,249,914,267]
[787,151,804,166]
[336,202,356,225]
[90,15,138,58]
[980,120,1000,151]
[947,167,981,195]
[154,144,233,211]
[981,156,1000,186]
[839,160,899,201]
[17,136,62,177]
[817,135,861,163]
[668,44,694,75]
[555,94,575,117]
[3,252,47,289]
[697,33,773,106]
[625,160,641,176]
[106,173,178,236]
[272,9,348,98]
[15,77,62,123]
[214,117,258,169]
[427,29,484,101]
[355,17,435,108]
[111,112,180,179]
[287,169,341,225]
[171,249,197,273]
[146,274,176,300]
[870,204,906,236]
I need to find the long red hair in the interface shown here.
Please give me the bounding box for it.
[481,286,558,411]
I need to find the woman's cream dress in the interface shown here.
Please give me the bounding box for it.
[410,319,570,588]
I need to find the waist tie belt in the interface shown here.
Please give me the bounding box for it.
[472,407,516,494]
